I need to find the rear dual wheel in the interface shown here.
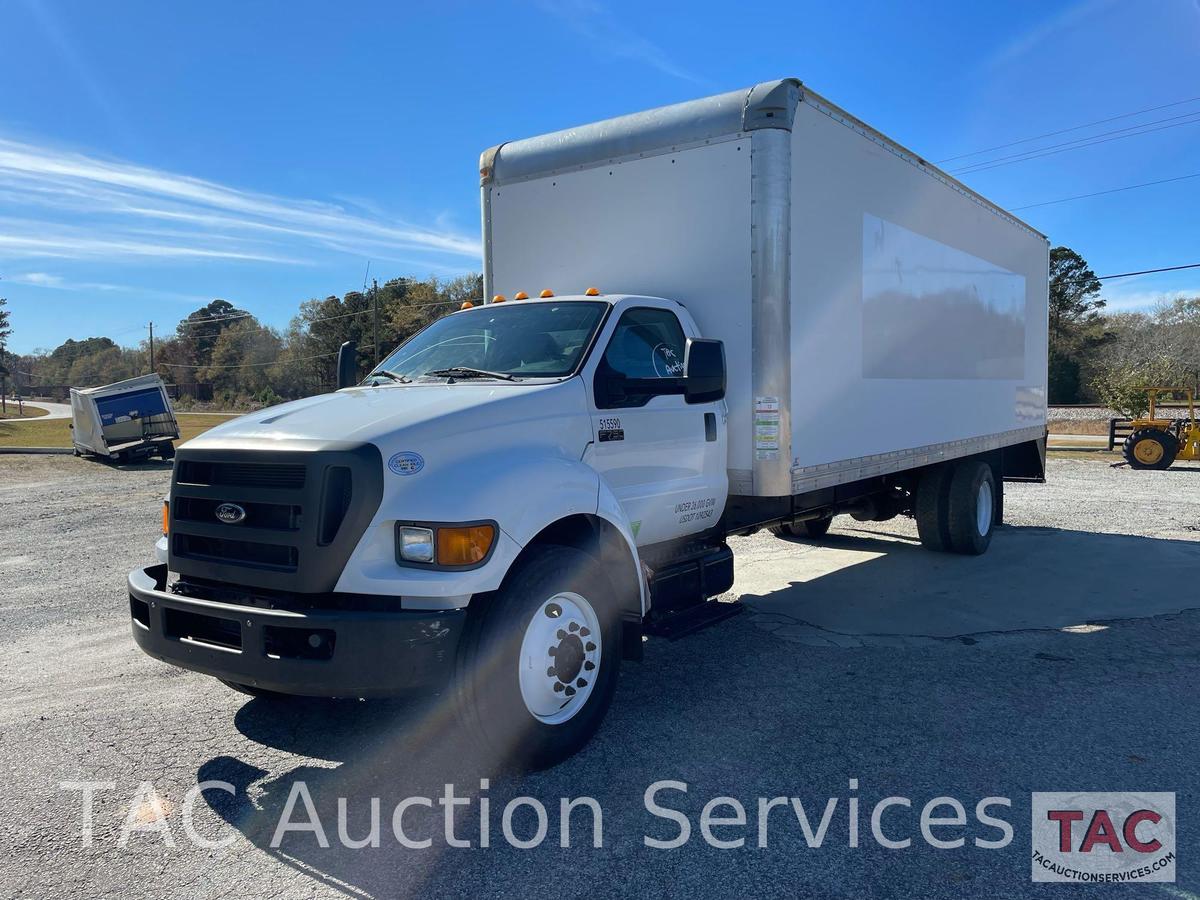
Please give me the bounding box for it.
[916,459,998,555]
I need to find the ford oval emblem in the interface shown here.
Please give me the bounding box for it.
[214,502,247,524]
[388,451,424,476]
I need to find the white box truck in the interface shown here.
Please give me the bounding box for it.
[129,79,1048,768]
[71,374,179,462]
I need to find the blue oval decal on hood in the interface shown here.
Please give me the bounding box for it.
[388,451,425,476]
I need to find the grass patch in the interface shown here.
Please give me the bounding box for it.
[0,403,50,420]
[0,413,239,449]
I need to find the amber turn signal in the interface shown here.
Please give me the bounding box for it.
[162,501,170,536]
[436,524,495,566]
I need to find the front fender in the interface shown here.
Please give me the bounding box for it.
[334,454,606,600]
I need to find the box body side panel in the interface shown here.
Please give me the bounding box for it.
[788,101,1049,477]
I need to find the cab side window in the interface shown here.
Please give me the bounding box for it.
[594,307,687,409]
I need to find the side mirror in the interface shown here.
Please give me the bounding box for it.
[336,340,358,390]
[685,338,725,404]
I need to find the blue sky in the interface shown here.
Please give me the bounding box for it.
[1,0,1198,353]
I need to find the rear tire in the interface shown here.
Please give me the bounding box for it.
[946,460,996,555]
[915,465,954,551]
[455,545,621,771]
[1123,428,1178,470]
[770,516,833,540]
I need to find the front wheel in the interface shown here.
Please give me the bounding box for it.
[1123,428,1178,470]
[455,545,621,771]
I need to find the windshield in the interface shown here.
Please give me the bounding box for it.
[373,301,608,380]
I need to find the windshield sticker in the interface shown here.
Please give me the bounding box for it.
[388,451,425,476]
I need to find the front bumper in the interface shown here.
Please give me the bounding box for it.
[128,565,465,698]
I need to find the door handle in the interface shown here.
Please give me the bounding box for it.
[704,412,717,442]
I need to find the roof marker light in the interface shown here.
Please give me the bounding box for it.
[513,291,529,300]
[460,301,474,310]
[492,294,506,303]
[585,287,600,296]
[539,289,555,298]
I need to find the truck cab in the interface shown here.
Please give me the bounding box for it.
[132,293,733,768]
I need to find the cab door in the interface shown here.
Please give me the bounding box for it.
[585,305,727,546]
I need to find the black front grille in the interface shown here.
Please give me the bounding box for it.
[174,534,299,570]
[177,460,307,489]
[168,445,383,593]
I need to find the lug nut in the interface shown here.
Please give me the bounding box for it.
[556,629,566,640]
[585,641,596,652]
[584,661,595,671]
[546,666,556,677]
[554,683,564,693]
[568,622,579,632]
[576,678,587,688]
[579,627,590,637]
[564,686,576,697]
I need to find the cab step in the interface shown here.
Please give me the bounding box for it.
[642,541,739,640]
[643,599,743,641]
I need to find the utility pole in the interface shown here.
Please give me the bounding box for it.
[148,321,155,373]
[372,279,380,366]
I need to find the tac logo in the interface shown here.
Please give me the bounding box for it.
[1031,792,1176,883]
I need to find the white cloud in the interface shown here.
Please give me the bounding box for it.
[0,134,481,265]
[984,0,1120,69]
[535,0,707,86]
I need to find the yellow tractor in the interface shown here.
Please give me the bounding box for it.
[1122,388,1200,470]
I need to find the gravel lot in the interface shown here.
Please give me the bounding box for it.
[1,454,1197,899]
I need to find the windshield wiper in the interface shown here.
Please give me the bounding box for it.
[424,367,519,382]
[366,369,411,384]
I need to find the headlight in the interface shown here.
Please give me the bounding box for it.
[397,526,435,563]
[395,523,496,567]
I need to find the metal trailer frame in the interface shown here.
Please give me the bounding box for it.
[480,78,1049,500]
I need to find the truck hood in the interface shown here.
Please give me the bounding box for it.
[185,379,591,451]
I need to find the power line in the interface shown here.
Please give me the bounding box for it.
[952,112,1200,175]
[938,94,1200,164]
[1009,172,1200,211]
[1096,263,1200,281]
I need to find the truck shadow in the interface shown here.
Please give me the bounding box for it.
[194,523,1200,897]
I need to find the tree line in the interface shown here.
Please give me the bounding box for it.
[4,250,1198,417]
[7,274,481,408]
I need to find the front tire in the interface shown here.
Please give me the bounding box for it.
[1123,428,1178,470]
[455,545,621,771]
